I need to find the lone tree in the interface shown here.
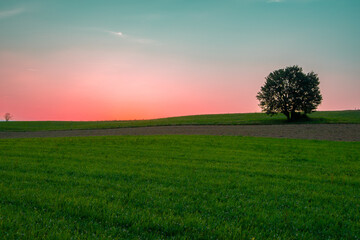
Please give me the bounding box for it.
[4,113,12,122]
[257,65,322,121]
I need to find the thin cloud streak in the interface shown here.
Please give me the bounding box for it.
[0,8,24,18]
[108,31,125,38]
[107,30,158,45]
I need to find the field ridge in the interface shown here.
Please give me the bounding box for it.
[0,110,359,132]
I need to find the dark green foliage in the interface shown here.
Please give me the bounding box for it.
[257,66,322,121]
[1,110,359,132]
[0,136,359,239]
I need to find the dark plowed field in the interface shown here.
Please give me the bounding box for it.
[1,124,359,141]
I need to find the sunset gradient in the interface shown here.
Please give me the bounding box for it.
[1,0,359,120]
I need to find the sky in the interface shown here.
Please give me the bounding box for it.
[0,0,359,121]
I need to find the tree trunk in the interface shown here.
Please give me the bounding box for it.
[283,111,290,121]
[290,111,295,121]
[290,111,301,121]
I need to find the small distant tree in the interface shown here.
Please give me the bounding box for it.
[257,65,322,121]
[4,113,12,122]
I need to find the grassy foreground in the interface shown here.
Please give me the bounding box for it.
[0,135,359,239]
[0,110,359,132]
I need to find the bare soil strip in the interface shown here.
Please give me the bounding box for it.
[1,124,359,141]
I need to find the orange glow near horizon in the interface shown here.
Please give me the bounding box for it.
[0,51,260,121]
[1,50,358,121]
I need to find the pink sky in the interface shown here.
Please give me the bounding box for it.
[1,50,263,120]
[1,49,359,121]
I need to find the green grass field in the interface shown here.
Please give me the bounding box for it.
[1,135,359,239]
[1,110,359,132]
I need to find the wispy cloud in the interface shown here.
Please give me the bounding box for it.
[109,31,125,38]
[0,8,24,19]
[107,30,157,45]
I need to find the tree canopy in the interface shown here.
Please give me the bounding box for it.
[257,66,322,121]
